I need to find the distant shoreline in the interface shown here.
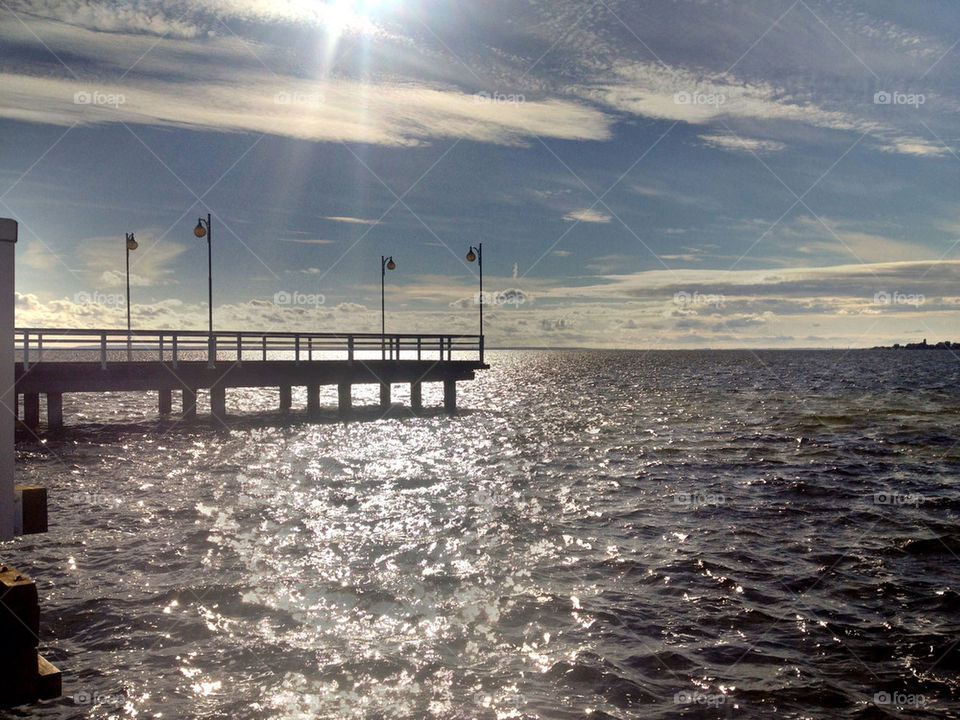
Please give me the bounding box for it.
[871,339,957,350]
[487,344,958,351]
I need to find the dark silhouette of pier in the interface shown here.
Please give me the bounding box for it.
[14,328,486,430]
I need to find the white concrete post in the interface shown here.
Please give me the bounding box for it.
[0,218,16,540]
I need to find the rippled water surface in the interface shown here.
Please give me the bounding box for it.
[6,350,960,719]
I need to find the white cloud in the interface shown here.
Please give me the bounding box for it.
[563,208,612,224]
[876,138,949,157]
[15,255,960,349]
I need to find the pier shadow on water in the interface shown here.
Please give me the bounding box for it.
[15,403,474,446]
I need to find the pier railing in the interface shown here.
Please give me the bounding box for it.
[15,328,484,369]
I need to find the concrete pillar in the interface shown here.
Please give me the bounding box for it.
[158,389,172,415]
[443,379,456,415]
[380,382,391,409]
[23,394,39,431]
[410,382,422,411]
[182,387,198,420]
[279,385,292,412]
[210,386,226,422]
[0,218,16,540]
[46,393,62,431]
[307,385,320,414]
[337,383,352,419]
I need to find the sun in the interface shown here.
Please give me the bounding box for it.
[305,0,396,69]
[320,0,393,37]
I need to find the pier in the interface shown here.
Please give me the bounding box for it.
[14,328,487,429]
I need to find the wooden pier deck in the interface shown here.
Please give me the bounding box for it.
[14,329,487,429]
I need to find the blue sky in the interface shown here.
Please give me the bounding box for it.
[2,0,960,347]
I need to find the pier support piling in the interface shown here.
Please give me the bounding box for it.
[410,381,422,411]
[307,385,320,415]
[210,386,226,422]
[45,393,62,431]
[337,383,352,420]
[380,382,391,410]
[443,379,457,416]
[23,394,39,431]
[15,485,47,534]
[0,565,61,706]
[158,389,172,415]
[279,385,292,412]
[182,387,197,420]
[1,218,15,540]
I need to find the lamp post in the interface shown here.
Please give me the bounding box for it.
[125,232,137,361]
[193,214,214,367]
[466,243,483,362]
[381,255,395,359]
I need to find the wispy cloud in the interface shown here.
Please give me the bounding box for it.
[698,133,786,153]
[280,237,337,245]
[323,216,379,225]
[75,233,186,287]
[7,0,205,38]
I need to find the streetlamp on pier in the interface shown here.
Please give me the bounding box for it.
[125,232,137,361]
[466,243,483,362]
[193,214,214,367]
[381,255,395,359]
